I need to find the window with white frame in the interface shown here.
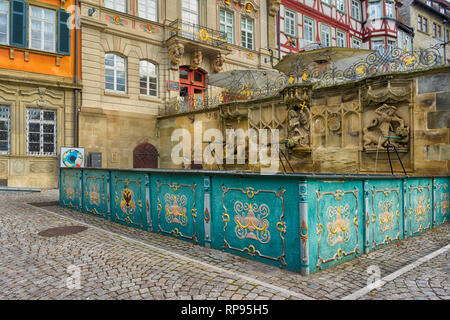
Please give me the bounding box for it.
[219,9,234,44]
[138,0,157,21]
[105,0,126,13]
[26,108,56,156]
[285,9,296,36]
[139,60,158,97]
[303,17,314,42]
[387,39,396,50]
[0,106,10,154]
[337,30,346,47]
[0,0,9,45]
[105,53,127,92]
[29,6,56,52]
[386,0,395,18]
[368,1,382,19]
[320,24,331,47]
[372,39,384,52]
[351,0,361,20]
[337,0,345,12]
[182,0,199,25]
[241,16,253,50]
[352,37,362,48]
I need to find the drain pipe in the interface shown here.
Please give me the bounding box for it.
[73,0,79,147]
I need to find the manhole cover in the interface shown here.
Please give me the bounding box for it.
[38,226,88,237]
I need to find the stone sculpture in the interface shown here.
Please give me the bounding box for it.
[169,43,184,65]
[363,104,409,150]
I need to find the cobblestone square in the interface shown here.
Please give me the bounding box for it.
[0,190,448,300]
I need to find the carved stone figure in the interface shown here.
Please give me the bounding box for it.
[211,54,225,73]
[287,105,310,148]
[169,43,184,65]
[190,51,203,70]
[363,104,409,150]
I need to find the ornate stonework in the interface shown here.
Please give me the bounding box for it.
[190,51,203,70]
[363,104,409,151]
[211,54,225,73]
[168,43,184,65]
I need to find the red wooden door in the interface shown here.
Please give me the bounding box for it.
[179,66,205,110]
[133,143,158,168]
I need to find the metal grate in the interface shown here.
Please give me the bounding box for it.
[38,225,88,237]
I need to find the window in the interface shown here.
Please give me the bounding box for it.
[433,23,437,37]
[438,25,442,39]
[105,53,126,92]
[440,7,445,14]
[285,9,296,36]
[321,0,331,5]
[29,6,56,52]
[368,1,382,19]
[0,0,9,45]
[26,108,56,156]
[303,17,314,42]
[372,40,384,52]
[138,0,157,21]
[219,9,234,44]
[418,15,422,32]
[140,60,158,97]
[320,24,331,47]
[422,17,428,33]
[387,39,396,50]
[241,16,253,50]
[337,0,345,12]
[352,37,362,48]
[337,30,346,47]
[386,1,394,18]
[426,0,432,6]
[0,106,10,154]
[105,0,126,13]
[351,0,361,20]
[182,0,198,25]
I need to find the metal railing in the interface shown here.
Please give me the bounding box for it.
[167,19,229,49]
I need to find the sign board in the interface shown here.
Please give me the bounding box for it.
[60,147,85,168]
[167,80,180,92]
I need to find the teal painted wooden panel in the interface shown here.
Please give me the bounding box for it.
[60,168,82,210]
[307,180,364,273]
[150,173,204,245]
[405,179,433,237]
[82,169,110,219]
[365,179,403,252]
[210,176,300,271]
[434,177,450,225]
[110,171,150,230]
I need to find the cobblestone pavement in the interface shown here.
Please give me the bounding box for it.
[0,190,448,300]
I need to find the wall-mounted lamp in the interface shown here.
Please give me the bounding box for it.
[88,8,96,16]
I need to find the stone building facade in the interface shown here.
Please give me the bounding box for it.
[78,0,278,169]
[398,0,450,62]
[0,0,80,188]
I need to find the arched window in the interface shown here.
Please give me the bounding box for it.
[139,60,158,97]
[105,53,126,92]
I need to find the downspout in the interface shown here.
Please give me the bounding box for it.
[277,9,280,62]
[74,0,79,147]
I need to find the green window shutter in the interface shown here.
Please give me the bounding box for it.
[58,9,71,55]
[11,0,27,47]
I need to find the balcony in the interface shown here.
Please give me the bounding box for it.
[166,19,231,55]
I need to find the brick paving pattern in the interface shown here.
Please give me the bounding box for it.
[0,190,448,300]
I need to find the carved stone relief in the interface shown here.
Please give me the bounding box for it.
[168,43,184,66]
[362,103,410,152]
[190,51,203,70]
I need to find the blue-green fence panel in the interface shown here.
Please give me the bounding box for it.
[365,179,403,252]
[434,177,450,226]
[211,176,300,271]
[150,173,205,245]
[60,168,82,210]
[307,180,364,273]
[82,169,110,219]
[404,178,432,237]
[110,171,150,230]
